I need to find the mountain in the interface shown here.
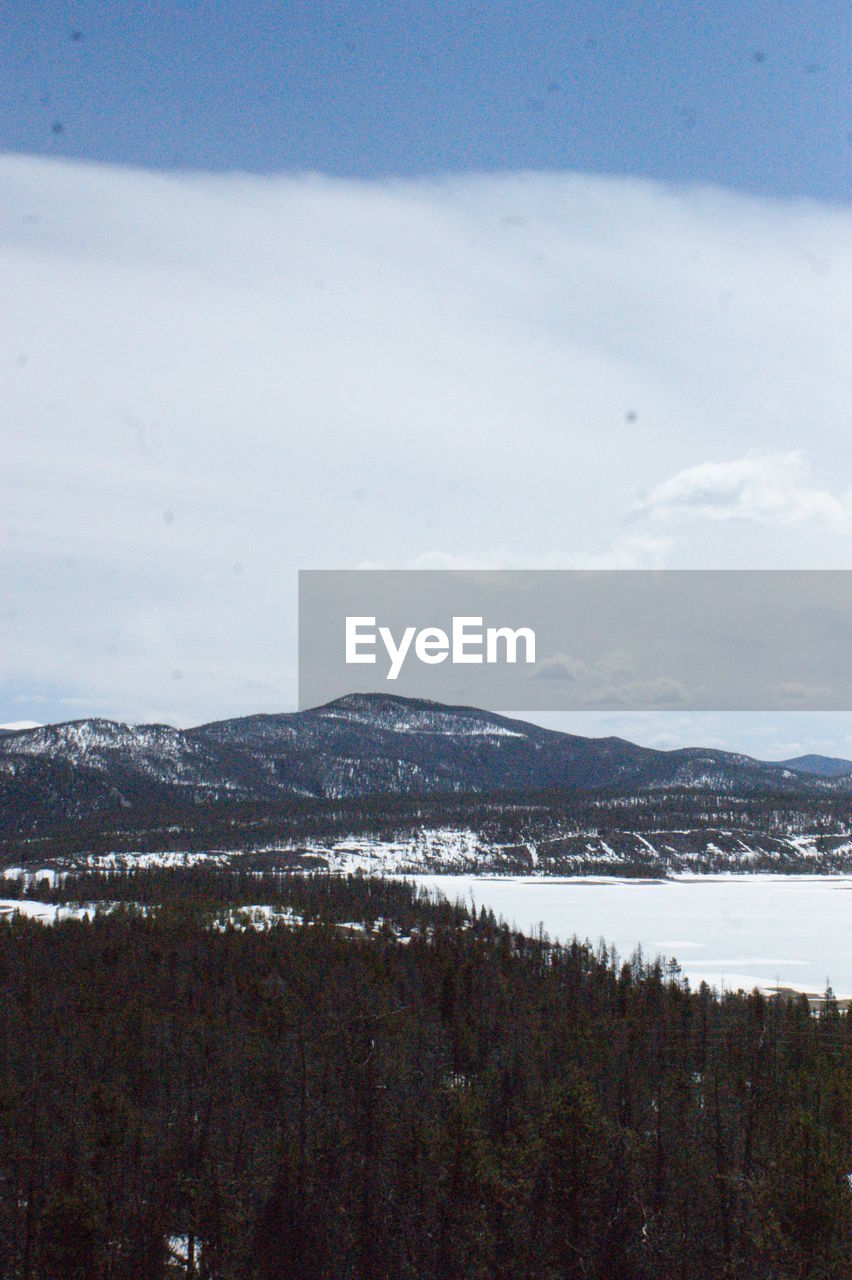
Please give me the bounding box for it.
[778,753,852,779]
[1,693,847,839]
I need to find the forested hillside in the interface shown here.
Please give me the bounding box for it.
[4,783,852,877]
[1,870,850,1278]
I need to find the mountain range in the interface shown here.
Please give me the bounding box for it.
[1,694,850,838]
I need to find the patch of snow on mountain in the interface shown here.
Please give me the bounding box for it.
[785,835,822,860]
[319,700,527,738]
[268,826,488,874]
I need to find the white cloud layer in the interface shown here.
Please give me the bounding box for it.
[363,534,673,571]
[632,451,851,528]
[1,155,850,732]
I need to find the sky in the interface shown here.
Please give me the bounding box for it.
[1,2,851,758]
[2,1,850,198]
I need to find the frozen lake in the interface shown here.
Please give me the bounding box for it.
[410,875,852,998]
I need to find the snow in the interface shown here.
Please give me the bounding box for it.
[5,820,851,891]
[0,899,101,923]
[259,826,488,874]
[406,874,852,999]
[81,850,232,871]
[215,904,303,931]
[318,703,527,738]
[0,896,412,943]
[1,853,233,888]
[212,907,411,941]
[3,866,59,887]
[786,835,823,860]
[167,1236,190,1264]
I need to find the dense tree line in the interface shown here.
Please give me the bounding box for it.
[0,871,850,1278]
[8,867,468,930]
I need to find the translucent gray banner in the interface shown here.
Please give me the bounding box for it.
[298,570,852,712]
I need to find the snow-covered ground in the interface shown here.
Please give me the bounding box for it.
[408,874,852,999]
[250,826,852,873]
[2,851,232,888]
[276,827,487,873]
[0,899,103,924]
[5,820,852,884]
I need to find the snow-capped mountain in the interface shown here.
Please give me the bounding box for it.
[0,693,848,835]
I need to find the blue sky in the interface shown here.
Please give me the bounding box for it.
[2,0,849,198]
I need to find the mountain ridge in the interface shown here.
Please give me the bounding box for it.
[777,752,852,779]
[1,693,850,841]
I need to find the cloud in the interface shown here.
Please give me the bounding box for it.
[631,451,851,528]
[772,680,834,706]
[362,535,673,571]
[529,652,694,708]
[517,711,852,762]
[1,155,851,723]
